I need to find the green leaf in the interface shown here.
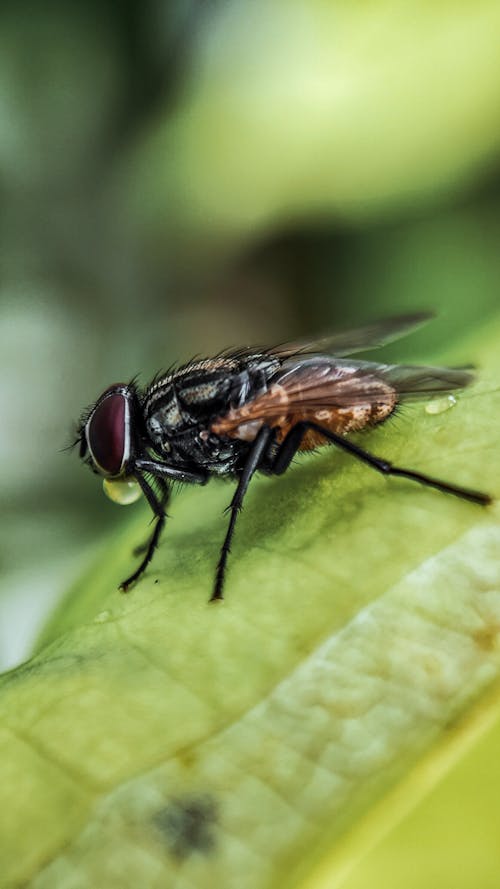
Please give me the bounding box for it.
[1,319,500,888]
[129,0,500,245]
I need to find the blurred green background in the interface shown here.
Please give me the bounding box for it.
[1,0,500,671]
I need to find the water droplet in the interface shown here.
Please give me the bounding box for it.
[425,394,457,415]
[94,610,111,624]
[103,477,142,505]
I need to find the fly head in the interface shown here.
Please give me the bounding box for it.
[77,383,143,505]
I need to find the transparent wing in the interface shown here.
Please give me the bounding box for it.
[270,312,433,359]
[275,356,474,404]
[211,357,474,435]
[379,362,474,399]
[268,360,392,409]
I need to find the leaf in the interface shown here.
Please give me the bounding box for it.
[1,319,500,888]
[128,0,500,244]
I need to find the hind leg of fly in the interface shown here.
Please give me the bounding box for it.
[272,421,491,505]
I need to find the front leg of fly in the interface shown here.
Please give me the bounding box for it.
[119,461,209,589]
[132,476,170,558]
[119,473,167,591]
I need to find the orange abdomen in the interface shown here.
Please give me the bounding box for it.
[211,379,397,447]
[277,397,397,450]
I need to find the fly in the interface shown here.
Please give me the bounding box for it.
[75,313,492,600]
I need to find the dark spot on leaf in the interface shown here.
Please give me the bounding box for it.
[177,747,198,770]
[153,794,218,860]
[473,626,499,652]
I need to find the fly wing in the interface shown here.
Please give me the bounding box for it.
[380,363,475,398]
[211,356,475,437]
[273,356,475,405]
[271,312,433,359]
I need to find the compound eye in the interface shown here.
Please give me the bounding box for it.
[87,392,128,476]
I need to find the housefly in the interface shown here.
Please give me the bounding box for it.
[76,313,491,600]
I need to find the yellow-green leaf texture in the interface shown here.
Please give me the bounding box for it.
[1,320,499,889]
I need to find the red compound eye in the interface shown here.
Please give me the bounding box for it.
[87,391,128,476]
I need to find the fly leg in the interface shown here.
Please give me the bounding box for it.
[272,421,491,505]
[132,477,170,558]
[122,463,208,589]
[120,476,169,591]
[271,423,310,475]
[211,426,273,602]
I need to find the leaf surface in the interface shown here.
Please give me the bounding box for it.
[130,0,500,242]
[1,322,500,888]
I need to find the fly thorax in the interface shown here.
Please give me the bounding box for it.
[145,389,186,446]
[168,428,241,475]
